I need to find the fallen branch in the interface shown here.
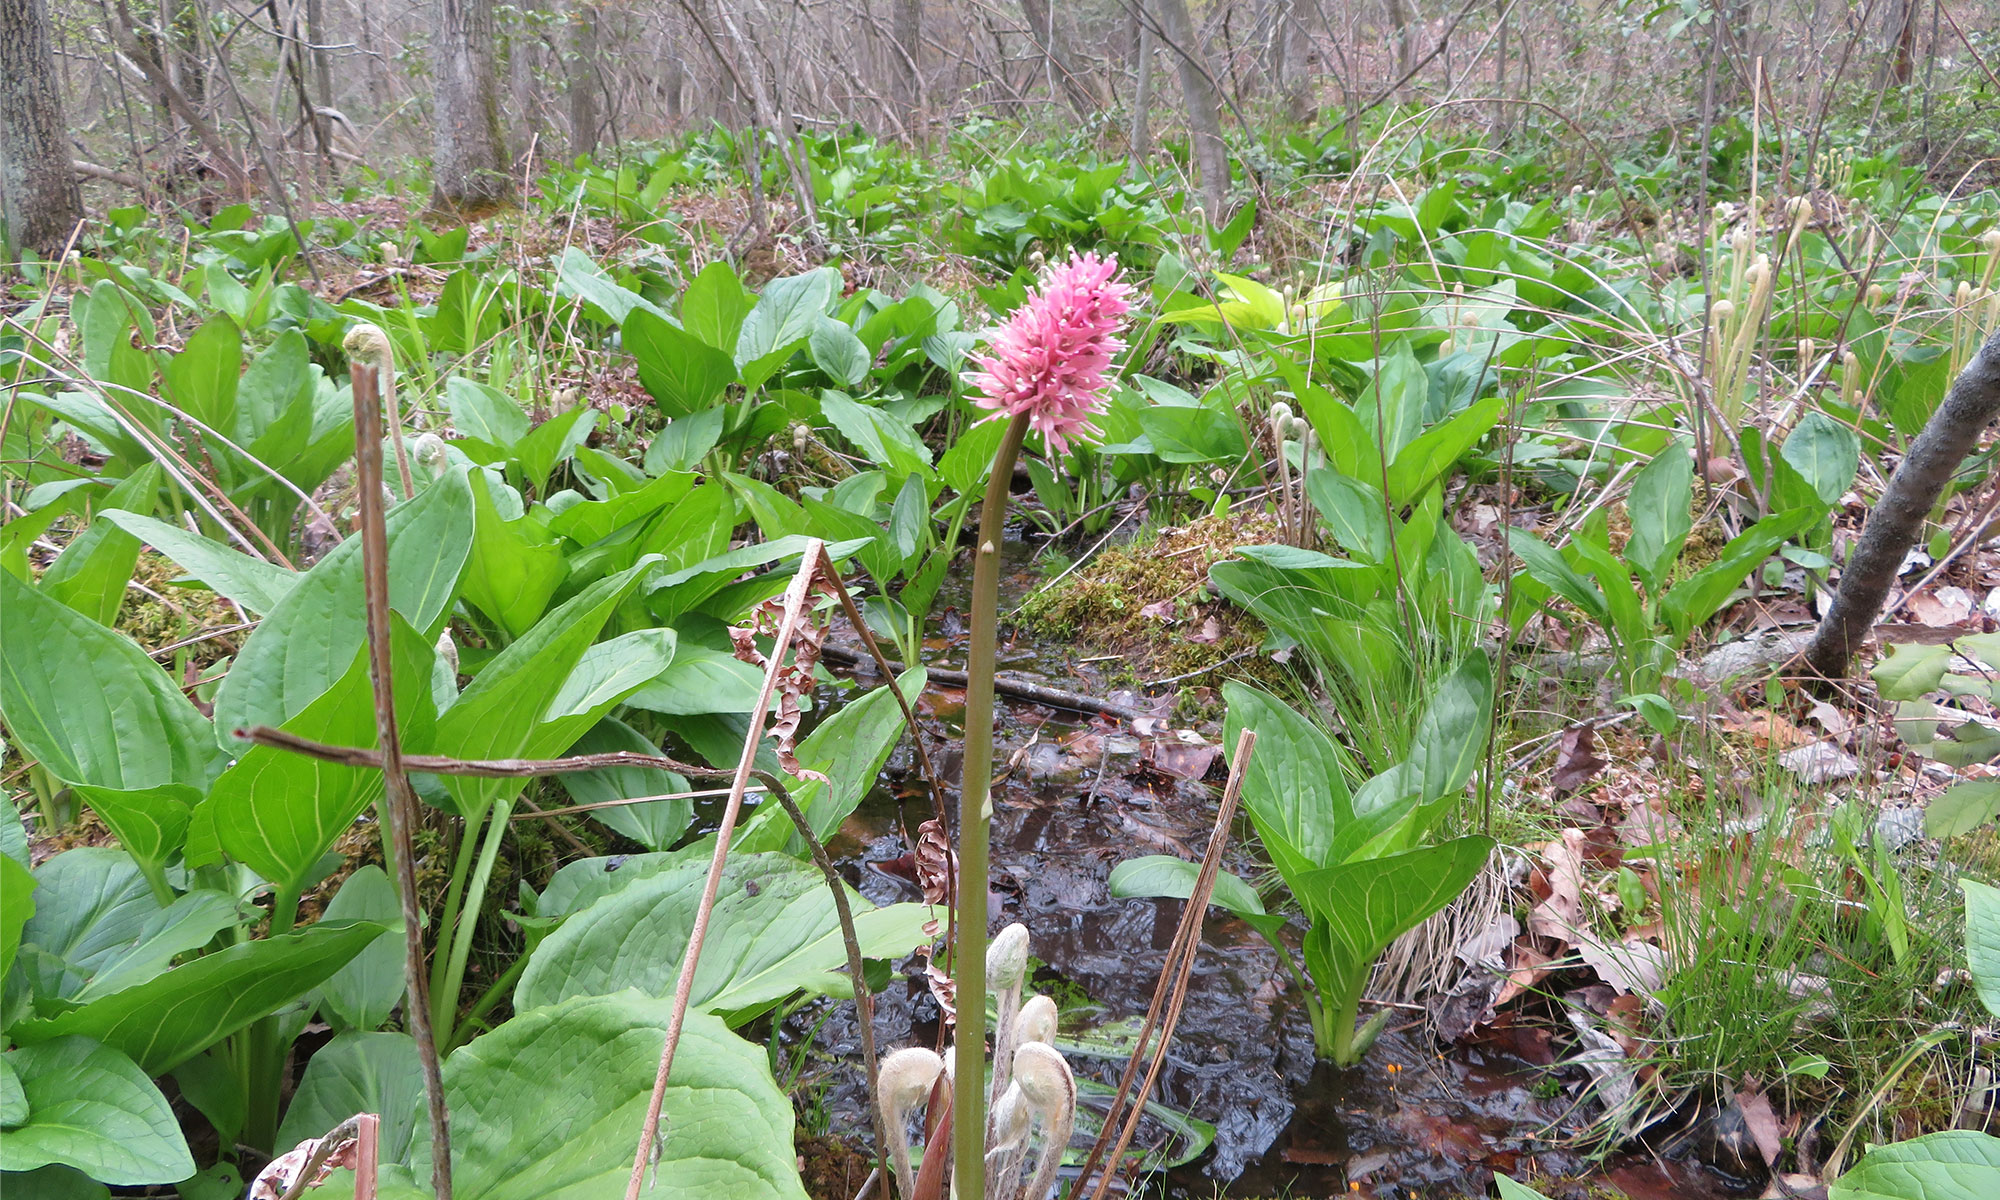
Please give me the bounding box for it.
[72,159,144,189]
[1802,329,2000,680]
[818,642,1148,721]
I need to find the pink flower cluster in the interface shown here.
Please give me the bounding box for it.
[968,251,1131,455]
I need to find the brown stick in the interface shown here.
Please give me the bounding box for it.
[813,543,950,823]
[817,643,1149,721]
[624,544,826,1200]
[756,771,893,1192]
[349,359,451,1200]
[1802,329,2000,680]
[1067,728,1257,1200]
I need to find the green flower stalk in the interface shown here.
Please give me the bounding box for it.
[954,251,1129,1199]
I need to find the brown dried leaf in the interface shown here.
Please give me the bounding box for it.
[1736,1080,1784,1170]
[1551,724,1609,796]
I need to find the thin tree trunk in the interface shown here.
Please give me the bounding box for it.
[1129,15,1154,164]
[566,0,601,157]
[1803,331,2000,680]
[433,0,511,212]
[1152,0,1229,222]
[306,0,331,107]
[891,0,922,112]
[1,0,84,258]
[1019,0,1097,116]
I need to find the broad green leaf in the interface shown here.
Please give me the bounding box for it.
[1385,396,1502,507]
[446,377,529,449]
[16,850,157,1003]
[41,467,159,627]
[808,316,870,387]
[557,719,692,852]
[514,407,596,497]
[462,474,568,638]
[514,853,931,1017]
[11,919,386,1075]
[1305,470,1390,562]
[545,469,694,546]
[98,509,297,615]
[821,391,932,479]
[1829,1130,2000,1200]
[410,993,809,1200]
[1107,855,1287,939]
[1660,508,1817,637]
[212,469,472,738]
[736,670,924,852]
[70,889,244,1003]
[277,1031,423,1155]
[0,1165,112,1199]
[314,867,406,1031]
[642,408,725,476]
[1,853,34,982]
[1408,655,1493,808]
[1928,780,2000,840]
[162,314,242,436]
[170,1048,244,1147]
[0,571,225,791]
[737,268,840,386]
[1505,529,1608,624]
[433,565,667,817]
[1625,438,1694,591]
[1,1056,22,1126]
[1220,682,1360,880]
[234,329,313,444]
[1135,404,1245,464]
[1495,1178,1553,1200]
[1964,879,2000,1019]
[69,784,201,877]
[1782,412,1861,506]
[1354,339,1427,465]
[1296,836,1494,1054]
[209,618,438,893]
[1873,642,1953,701]
[555,247,669,324]
[939,416,1006,497]
[681,260,754,354]
[0,1037,194,1184]
[626,308,738,418]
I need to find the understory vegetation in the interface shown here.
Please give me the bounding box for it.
[6,7,2000,1197]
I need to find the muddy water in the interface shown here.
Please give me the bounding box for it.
[787,540,1751,1198]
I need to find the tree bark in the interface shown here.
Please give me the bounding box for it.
[566,0,601,157]
[2,0,85,257]
[1019,0,1097,117]
[1803,330,2000,680]
[1151,0,1229,222]
[432,0,511,212]
[891,0,922,111]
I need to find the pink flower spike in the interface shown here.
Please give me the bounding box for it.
[968,251,1132,456]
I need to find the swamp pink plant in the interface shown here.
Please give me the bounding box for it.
[953,252,1128,1200]
[967,251,1132,455]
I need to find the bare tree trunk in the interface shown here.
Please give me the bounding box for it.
[1129,13,1154,163]
[1384,0,1416,85]
[433,0,511,212]
[1803,331,2000,680]
[1152,0,1229,222]
[306,0,332,108]
[891,0,922,111]
[359,0,393,112]
[1019,0,1097,116]
[1,0,84,258]
[1888,0,1919,86]
[566,0,601,157]
[1269,0,1312,122]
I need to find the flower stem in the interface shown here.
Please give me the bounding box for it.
[953,412,1032,1200]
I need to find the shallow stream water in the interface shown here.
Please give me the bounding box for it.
[780,538,1752,1199]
